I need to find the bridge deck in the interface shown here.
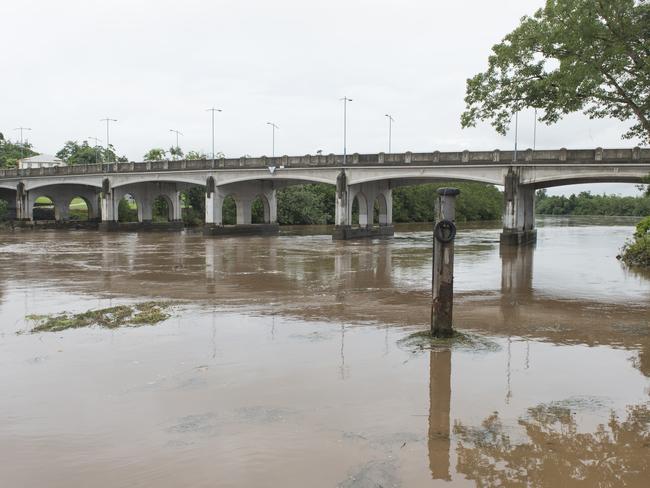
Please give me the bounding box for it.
[2,147,648,179]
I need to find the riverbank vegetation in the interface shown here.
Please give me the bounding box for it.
[179,182,503,226]
[536,190,650,216]
[620,216,650,267]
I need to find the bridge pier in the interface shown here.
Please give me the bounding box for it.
[99,180,184,231]
[500,169,537,246]
[204,178,279,236]
[332,171,394,240]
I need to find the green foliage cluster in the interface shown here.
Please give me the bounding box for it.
[0,199,8,220]
[27,302,173,333]
[143,148,167,161]
[277,184,336,225]
[118,197,138,222]
[536,189,650,215]
[178,183,501,226]
[56,140,126,165]
[0,133,37,168]
[152,197,170,222]
[462,0,650,144]
[393,182,502,223]
[621,216,650,266]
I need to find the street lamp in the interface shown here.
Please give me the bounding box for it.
[88,136,102,164]
[340,96,353,165]
[384,114,394,154]
[266,122,279,158]
[533,108,538,151]
[13,127,32,160]
[100,117,117,162]
[513,111,519,162]
[169,129,183,160]
[206,107,222,163]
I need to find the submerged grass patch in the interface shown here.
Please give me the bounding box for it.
[398,329,501,353]
[26,301,175,333]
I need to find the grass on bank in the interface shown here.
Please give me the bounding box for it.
[26,301,175,333]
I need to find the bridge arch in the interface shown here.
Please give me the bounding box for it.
[351,191,368,227]
[373,192,389,225]
[350,172,505,188]
[118,193,140,222]
[216,175,336,188]
[222,194,237,225]
[66,195,95,221]
[529,175,647,189]
[0,188,17,220]
[152,194,173,222]
[251,194,271,224]
[32,195,56,221]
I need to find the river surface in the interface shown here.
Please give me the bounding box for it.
[1,216,649,487]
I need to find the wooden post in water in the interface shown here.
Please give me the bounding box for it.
[431,188,460,337]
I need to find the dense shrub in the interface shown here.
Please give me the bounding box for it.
[537,190,650,216]
[620,217,650,267]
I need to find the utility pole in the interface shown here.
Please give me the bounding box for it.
[340,96,353,165]
[100,117,117,162]
[88,136,102,164]
[13,127,32,160]
[169,129,183,160]
[384,114,394,154]
[266,122,279,158]
[513,111,519,162]
[206,107,222,163]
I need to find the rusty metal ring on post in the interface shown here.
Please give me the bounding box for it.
[434,220,456,243]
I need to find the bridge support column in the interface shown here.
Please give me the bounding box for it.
[15,183,28,220]
[333,171,394,240]
[500,169,537,246]
[204,179,279,236]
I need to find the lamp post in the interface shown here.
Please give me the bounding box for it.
[88,136,102,164]
[266,122,279,158]
[169,129,183,160]
[100,117,117,162]
[533,108,537,151]
[13,127,32,160]
[513,111,519,162]
[384,114,394,154]
[340,96,353,165]
[206,107,222,163]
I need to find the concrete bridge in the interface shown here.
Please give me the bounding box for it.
[0,147,648,244]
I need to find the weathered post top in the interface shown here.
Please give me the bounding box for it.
[431,187,460,337]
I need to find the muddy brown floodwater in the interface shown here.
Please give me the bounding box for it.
[1,216,649,487]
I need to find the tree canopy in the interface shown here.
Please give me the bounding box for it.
[462,0,650,144]
[0,137,37,168]
[56,140,126,165]
[143,148,167,161]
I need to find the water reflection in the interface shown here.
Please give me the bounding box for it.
[427,345,650,486]
[428,350,451,481]
[453,403,650,486]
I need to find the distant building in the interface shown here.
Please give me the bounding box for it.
[18,154,65,169]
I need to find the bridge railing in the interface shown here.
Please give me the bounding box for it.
[1,147,647,179]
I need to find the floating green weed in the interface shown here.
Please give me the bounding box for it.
[397,330,501,353]
[26,301,175,333]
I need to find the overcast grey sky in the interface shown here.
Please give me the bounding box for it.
[1,0,645,195]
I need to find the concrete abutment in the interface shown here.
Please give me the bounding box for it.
[500,168,537,246]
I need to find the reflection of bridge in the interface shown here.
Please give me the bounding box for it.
[0,147,648,243]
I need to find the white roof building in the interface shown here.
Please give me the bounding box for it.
[18,154,65,170]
